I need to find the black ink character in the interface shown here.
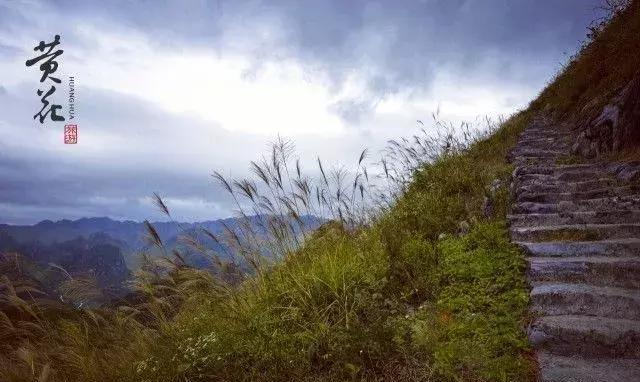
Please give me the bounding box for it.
[34,86,65,123]
[25,35,63,84]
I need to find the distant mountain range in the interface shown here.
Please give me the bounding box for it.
[0,216,321,295]
[1,216,250,254]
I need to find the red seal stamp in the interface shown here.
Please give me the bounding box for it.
[64,124,77,144]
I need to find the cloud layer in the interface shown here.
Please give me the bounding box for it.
[0,0,604,224]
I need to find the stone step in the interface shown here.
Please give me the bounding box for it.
[527,256,640,289]
[515,141,570,148]
[508,210,640,227]
[515,142,571,151]
[511,156,563,162]
[511,223,640,242]
[517,170,606,183]
[512,150,570,158]
[510,149,565,158]
[515,136,571,143]
[517,133,567,140]
[529,315,640,358]
[516,186,637,204]
[519,130,572,137]
[517,135,572,143]
[513,197,640,214]
[514,178,616,194]
[514,164,603,176]
[516,239,640,258]
[513,141,571,150]
[512,158,557,166]
[537,351,640,382]
[531,283,640,320]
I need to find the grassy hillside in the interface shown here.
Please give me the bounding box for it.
[532,0,639,128]
[121,110,533,382]
[3,2,639,381]
[0,110,534,382]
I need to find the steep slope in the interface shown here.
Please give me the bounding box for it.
[509,118,640,381]
[533,0,640,159]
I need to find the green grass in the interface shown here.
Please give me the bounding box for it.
[421,223,533,381]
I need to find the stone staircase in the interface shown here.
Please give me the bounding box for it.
[508,121,640,381]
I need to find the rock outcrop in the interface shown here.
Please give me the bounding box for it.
[571,73,640,158]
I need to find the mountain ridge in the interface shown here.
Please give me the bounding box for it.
[1,215,319,248]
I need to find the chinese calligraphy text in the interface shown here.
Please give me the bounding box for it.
[25,35,65,124]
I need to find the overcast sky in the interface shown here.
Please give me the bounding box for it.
[0,0,604,224]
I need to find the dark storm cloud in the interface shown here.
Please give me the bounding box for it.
[11,0,605,97]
